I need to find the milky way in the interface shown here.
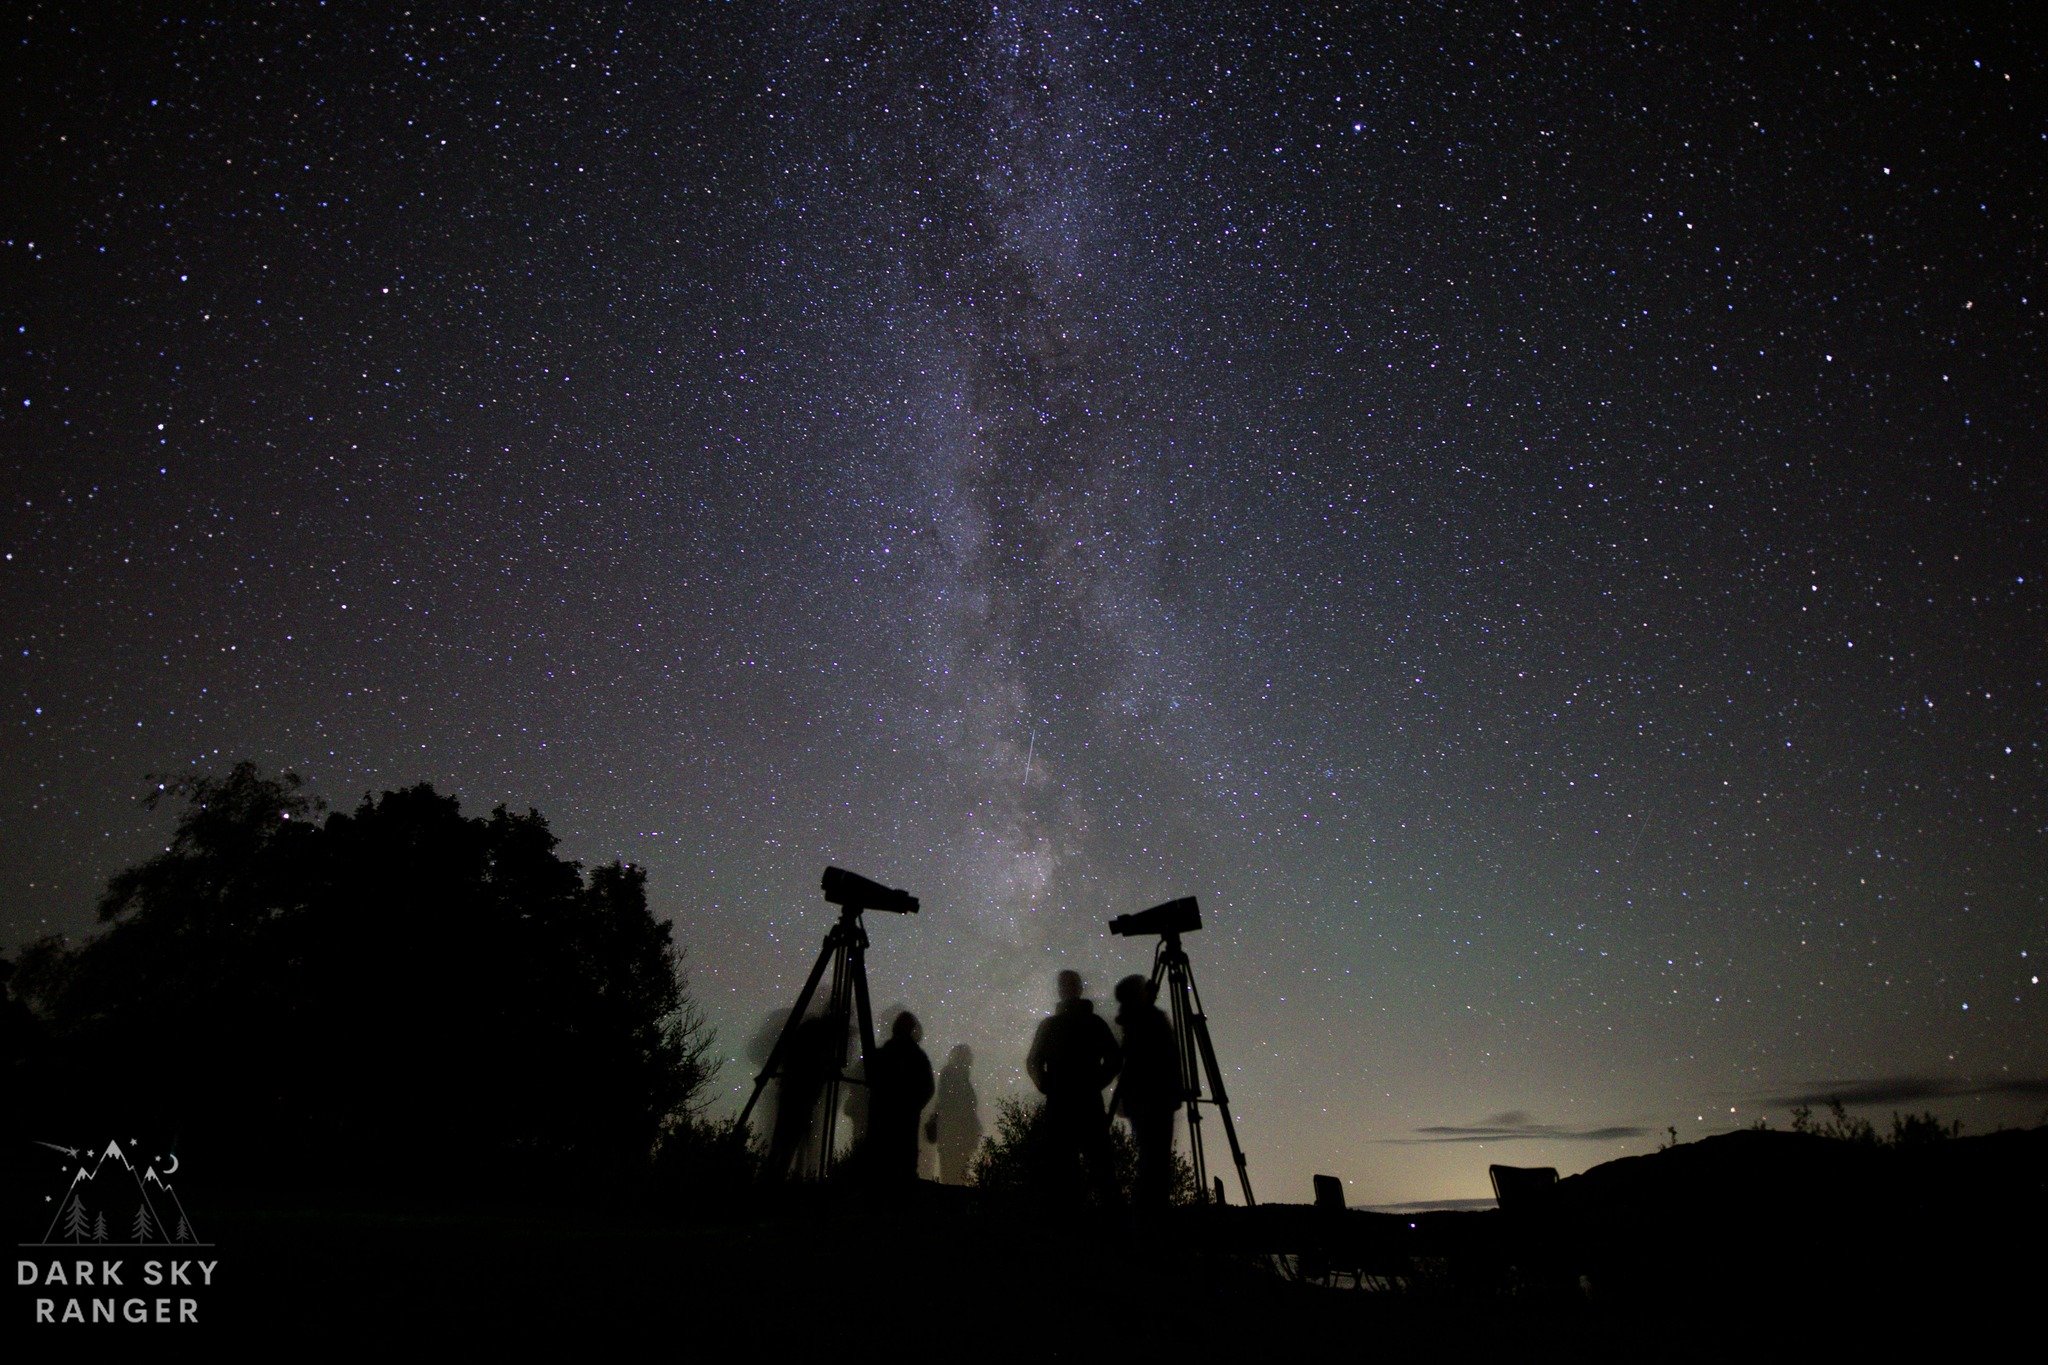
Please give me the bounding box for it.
[3,3,2044,1204]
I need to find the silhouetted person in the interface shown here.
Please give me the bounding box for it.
[931,1043,984,1185]
[1114,974,1181,1210]
[865,1011,935,1185]
[842,1003,909,1152]
[1026,969,1121,1203]
[764,1010,845,1182]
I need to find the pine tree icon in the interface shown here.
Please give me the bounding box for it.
[132,1205,157,1242]
[63,1200,92,1242]
[173,1213,194,1243]
[92,1212,109,1242]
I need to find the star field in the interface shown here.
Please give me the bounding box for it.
[3,3,2044,1204]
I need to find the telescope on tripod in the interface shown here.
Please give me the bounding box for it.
[735,866,917,1182]
[1108,896,1256,1206]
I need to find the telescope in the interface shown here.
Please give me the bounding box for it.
[1107,895,1201,938]
[821,865,919,915]
[1103,891,1253,1207]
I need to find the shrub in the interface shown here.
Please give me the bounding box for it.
[1788,1099,1961,1148]
[970,1097,1196,1206]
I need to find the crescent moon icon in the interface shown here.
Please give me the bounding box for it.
[163,1153,180,1176]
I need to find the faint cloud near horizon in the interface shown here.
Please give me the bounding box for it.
[1392,1111,1653,1145]
[1761,1075,2048,1110]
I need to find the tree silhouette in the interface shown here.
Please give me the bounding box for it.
[92,1212,108,1242]
[20,763,718,1184]
[63,1200,90,1242]
[132,1204,156,1241]
[174,1213,193,1243]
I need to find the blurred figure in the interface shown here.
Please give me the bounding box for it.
[866,1010,935,1185]
[1114,974,1181,1210]
[1026,970,1121,1203]
[744,1009,792,1151]
[930,1044,983,1185]
[763,1009,844,1182]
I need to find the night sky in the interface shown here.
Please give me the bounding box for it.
[4,3,2044,1207]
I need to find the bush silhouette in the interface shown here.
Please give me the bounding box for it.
[970,1096,1195,1206]
[1787,1099,1962,1148]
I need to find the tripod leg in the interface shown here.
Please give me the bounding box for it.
[735,927,842,1133]
[850,932,878,1075]
[1182,966,1256,1206]
[817,943,854,1180]
[826,931,878,1184]
[1161,955,1210,1201]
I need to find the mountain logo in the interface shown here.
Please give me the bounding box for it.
[22,1139,208,1248]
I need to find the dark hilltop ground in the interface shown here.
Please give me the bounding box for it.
[14,1123,2033,1358]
